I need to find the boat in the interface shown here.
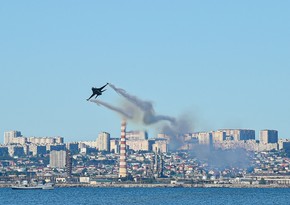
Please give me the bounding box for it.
[12,183,54,190]
[12,180,54,190]
[40,183,54,190]
[12,185,43,190]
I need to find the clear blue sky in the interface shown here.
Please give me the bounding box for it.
[0,1,289,142]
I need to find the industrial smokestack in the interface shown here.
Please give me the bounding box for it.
[65,149,72,179]
[119,119,127,178]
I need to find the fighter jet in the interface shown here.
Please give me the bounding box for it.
[86,83,109,101]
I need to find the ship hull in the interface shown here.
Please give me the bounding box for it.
[12,186,43,190]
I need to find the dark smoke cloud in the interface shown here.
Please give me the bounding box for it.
[90,99,133,119]
[109,84,176,125]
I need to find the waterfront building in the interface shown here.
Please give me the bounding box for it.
[260,130,278,144]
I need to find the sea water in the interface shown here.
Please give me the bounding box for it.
[0,187,290,205]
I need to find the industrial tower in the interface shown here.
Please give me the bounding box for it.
[119,119,127,178]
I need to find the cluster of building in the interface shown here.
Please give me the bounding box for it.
[1,131,64,157]
[183,129,290,152]
[1,125,290,186]
[79,131,168,154]
[2,128,288,159]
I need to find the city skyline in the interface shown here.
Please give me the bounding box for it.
[1,127,286,158]
[1,1,290,142]
[1,128,281,145]
[2,122,290,190]
[1,127,281,141]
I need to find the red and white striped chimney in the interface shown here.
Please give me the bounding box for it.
[119,119,127,178]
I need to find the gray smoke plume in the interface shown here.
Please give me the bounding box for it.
[90,99,133,119]
[160,115,194,150]
[109,84,176,125]
[91,84,194,151]
[190,145,252,170]
[93,84,253,169]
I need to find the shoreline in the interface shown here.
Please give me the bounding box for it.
[1,183,290,189]
[55,184,290,188]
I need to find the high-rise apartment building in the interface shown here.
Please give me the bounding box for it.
[66,142,79,155]
[8,145,25,157]
[152,139,168,153]
[219,129,255,141]
[4,131,22,144]
[28,136,64,144]
[125,131,150,151]
[50,150,66,168]
[126,140,150,151]
[49,144,66,151]
[29,144,47,156]
[97,132,110,152]
[212,131,226,143]
[126,131,148,141]
[196,132,213,145]
[260,130,278,144]
[110,138,120,153]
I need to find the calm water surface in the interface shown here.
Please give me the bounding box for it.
[0,188,289,205]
